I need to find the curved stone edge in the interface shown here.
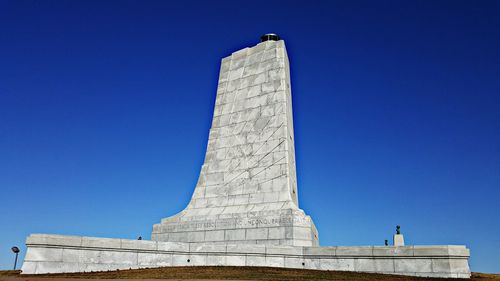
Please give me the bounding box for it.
[21,234,470,278]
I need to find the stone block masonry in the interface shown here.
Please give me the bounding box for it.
[22,234,470,278]
[151,38,318,247]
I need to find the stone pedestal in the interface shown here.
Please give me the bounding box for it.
[394,234,405,246]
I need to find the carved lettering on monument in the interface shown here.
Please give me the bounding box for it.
[160,215,310,233]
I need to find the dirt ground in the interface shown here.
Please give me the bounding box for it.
[0,267,499,281]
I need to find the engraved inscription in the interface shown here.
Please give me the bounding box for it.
[156,215,309,233]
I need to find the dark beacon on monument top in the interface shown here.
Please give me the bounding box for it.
[260,33,280,42]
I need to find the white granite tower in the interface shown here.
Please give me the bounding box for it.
[152,35,318,247]
[21,35,470,278]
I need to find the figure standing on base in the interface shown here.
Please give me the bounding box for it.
[393,225,405,246]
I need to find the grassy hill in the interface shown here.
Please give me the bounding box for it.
[1,267,499,281]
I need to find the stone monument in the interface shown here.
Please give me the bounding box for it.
[151,33,318,247]
[20,34,471,278]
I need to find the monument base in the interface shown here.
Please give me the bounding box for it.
[21,234,470,278]
[152,208,319,247]
[394,234,405,246]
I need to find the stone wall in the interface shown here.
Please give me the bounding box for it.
[22,234,470,278]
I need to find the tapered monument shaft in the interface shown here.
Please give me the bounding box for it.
[152,36,318,246]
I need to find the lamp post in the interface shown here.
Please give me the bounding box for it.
[11,246,20,270]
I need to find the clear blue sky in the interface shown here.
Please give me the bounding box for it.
[1,0,499,273]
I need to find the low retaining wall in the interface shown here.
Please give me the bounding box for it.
[21,234,470,278]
